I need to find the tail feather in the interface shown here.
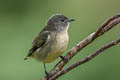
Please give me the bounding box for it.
[24,57,28,60]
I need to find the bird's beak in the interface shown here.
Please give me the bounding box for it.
[66,18,75,22]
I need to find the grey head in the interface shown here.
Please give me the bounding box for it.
[43,14,75,32]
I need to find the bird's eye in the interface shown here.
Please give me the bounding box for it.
[61,19,65,22]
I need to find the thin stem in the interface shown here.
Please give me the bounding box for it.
[41,13,120,80]
[49,38,120,80]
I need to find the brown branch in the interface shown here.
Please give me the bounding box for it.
[41,13,120,80]
[49,37,120,80]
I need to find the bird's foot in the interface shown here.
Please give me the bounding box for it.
[45,71,50,80]
[60,56,67,62]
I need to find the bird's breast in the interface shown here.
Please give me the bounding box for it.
[44,31,69,63]
[34,31,69,63]
[55,31,69,51]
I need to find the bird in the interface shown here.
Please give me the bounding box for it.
[24,14,74,77]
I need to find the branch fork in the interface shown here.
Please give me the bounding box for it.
[41,13,120,80]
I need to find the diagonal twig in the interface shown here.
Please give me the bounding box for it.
[49,37,120,80]
[41,13,120,80]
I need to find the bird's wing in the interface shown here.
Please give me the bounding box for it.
[25,31,51,59]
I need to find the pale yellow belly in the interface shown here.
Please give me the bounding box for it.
[41,36,68,63]
[33,31,69,63]
[42,50,64,63]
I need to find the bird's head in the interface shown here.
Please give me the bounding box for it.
[46,14,75,32]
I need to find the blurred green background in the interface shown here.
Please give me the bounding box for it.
[0,0,120,80]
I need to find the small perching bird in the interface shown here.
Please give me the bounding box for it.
[24,14,74,77]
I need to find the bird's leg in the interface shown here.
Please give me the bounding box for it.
[60,56,67,62]
[43,63,49,79]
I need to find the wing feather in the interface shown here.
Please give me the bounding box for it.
[24,31,50,60]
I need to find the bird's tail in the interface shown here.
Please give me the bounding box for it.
[24,57,28,60]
